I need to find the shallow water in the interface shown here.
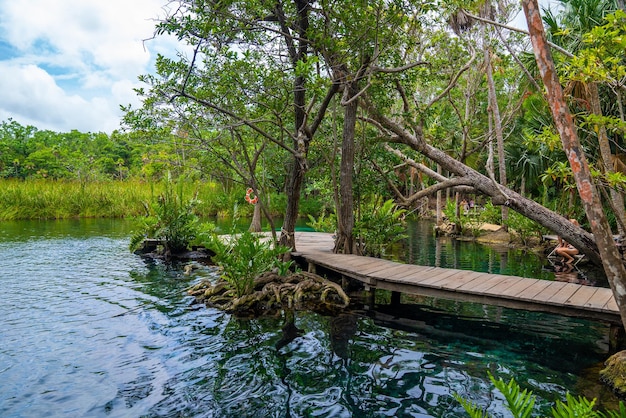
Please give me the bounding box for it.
[0,219,620,417]
[401,220,609,287]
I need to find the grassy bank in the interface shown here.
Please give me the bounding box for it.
[0,179,323,221]
[0,179,230,220]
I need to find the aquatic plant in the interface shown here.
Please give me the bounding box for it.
[129,174,211,255]
[355,198,407,258]
[212,230,291,298]
[456,371,626,418]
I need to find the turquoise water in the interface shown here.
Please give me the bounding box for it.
[0,219,620,417]
[401,220,609,287]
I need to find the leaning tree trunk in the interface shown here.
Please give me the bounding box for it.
[524,0,626,330]
[367,99,603,264]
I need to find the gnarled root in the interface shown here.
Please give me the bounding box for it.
[188,271,350,316]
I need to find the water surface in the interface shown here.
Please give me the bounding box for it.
[0,219,619,417]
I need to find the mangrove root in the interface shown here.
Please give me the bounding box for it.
[188,271,350,316]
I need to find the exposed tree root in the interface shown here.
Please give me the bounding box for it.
[187,271,350,316]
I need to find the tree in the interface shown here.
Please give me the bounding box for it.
[546,0,626,235]
[523,0,626,329]
[128,0,339,250]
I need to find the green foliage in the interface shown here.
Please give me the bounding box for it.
[478,201,502,225]
[0,178,156,220]
[129,174,206,254]
[551,392,598,418]
[212,231,290,298]
[491,373,536,418]
[506,211,543,246]
[307,212,337,233]
[457,372,626,418]
[355,199,407,258]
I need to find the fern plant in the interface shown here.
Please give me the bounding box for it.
[129,173,202,255]
[355,198,407,258]
[212,231,290,298]
[456,372,626,418]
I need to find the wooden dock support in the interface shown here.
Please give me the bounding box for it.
[391,291,401,306]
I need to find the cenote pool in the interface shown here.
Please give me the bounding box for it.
[0,219,620,417]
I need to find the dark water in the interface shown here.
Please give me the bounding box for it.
[0,219,620,417]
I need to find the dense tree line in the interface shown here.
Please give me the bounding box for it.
[5,1,626,320]
[0,118,215,181]
[117,0,626,327]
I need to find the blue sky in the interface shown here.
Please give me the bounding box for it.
[0,0,180,133]
[0,1,556,134]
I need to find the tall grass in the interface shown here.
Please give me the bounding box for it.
[0,179,228,220]
[0,179,323,221]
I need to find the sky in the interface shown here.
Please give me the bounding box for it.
[0,0,180,133]
[0,1,557,135]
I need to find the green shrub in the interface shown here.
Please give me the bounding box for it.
[355,198,407,258]
[212,231,290,297]
[130,174,209,254]
[307,212,337,233]
[506,211,543,246]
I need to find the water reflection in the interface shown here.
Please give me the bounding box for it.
[402,219,608,287]
[551,261,596,286]
[0,219,621,418]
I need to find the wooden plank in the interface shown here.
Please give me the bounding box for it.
[455,273,498,291]
[587,289,614,310]
[432,271,486,290]
[564,286,599,307]
[460,274,506,293]
[603,292,619,312]
[515,280,553,301]
[358,260,406,276]
[377,264,427,280]
[414,268,464,286]
[480,275,525,296]
[546,283,582,305]
[391,266,438,280]
[527,281,565,303]
[498,277,540,298]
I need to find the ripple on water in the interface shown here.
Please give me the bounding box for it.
[0,220,621,417]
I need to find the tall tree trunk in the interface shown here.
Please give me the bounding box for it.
[588,81,626,236]
[523,0,626,330]
[485,46,509,229]
[249,200,262,232]
[334,82,358,254]
[280,144,307,250]
[436,164,443,224]
[277,0,310,252]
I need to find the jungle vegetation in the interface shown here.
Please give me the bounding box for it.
[4,0,626,323]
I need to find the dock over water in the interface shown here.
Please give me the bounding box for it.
[290,232,620,325]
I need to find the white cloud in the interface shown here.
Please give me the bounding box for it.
[0,0,177,133]
[0,63,120,132]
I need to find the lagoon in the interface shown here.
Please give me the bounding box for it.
[0,219,619,417]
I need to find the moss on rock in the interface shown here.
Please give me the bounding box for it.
[600,350,626,398]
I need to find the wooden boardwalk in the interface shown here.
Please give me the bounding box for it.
[290,232,621,324]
